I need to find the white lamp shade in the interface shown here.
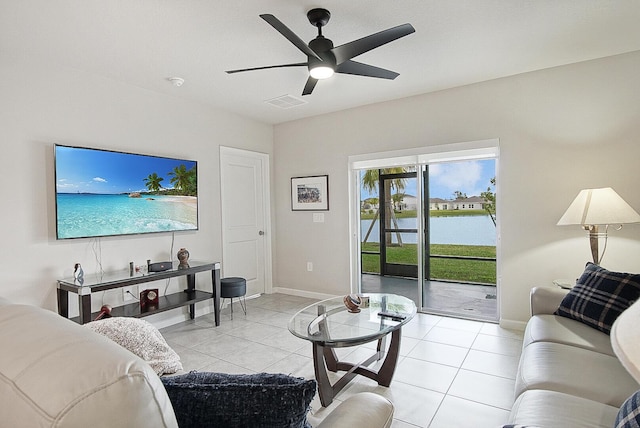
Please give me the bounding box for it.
[557,187,640,226]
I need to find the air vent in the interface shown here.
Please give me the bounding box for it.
[264,94,307,109]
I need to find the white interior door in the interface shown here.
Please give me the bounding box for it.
[220,147,271,296]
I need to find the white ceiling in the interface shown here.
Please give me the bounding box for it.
[2,1,640,125]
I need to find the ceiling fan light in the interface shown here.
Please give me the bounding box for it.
[309,65,334,79]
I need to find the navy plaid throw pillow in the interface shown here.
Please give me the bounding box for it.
[616,390,640,428]
[554,263,640,335]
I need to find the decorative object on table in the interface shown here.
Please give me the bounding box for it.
[84,317,183,375]
[291,175,329,211]
[161,372,316,428]
[94,304,112,320]
[140,288,159,311]
[360,295,370,308]
[177,247,190,268]
[147,260,172,272]
[557,187,640,265]
[73,263,84,282]
[343,293,362,313]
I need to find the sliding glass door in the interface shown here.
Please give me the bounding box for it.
[357,151,498,322]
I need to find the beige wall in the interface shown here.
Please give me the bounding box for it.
[0,57,273,324]
[273,51,640,327]
[2,50,640,329]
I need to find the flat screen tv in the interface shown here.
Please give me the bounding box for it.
[54,144,198,240]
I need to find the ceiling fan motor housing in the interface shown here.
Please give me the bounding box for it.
[308,36,336,69]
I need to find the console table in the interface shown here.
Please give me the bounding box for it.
[57,260,221,326]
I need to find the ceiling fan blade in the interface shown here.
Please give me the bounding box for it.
[336,60,399,80]
[226,62,307,74]
[302,77,318,96]
[332,23,415,65]
[260,14,322,61]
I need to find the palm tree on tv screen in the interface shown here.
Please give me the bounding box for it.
[143,173,164,193]
[168,164,197,196]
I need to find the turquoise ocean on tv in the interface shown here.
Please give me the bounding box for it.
[56,193,197,239]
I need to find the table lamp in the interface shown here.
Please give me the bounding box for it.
[557,187,640,265]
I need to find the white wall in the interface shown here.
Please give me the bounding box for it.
[0,57,273,325]
[273,51,640,327]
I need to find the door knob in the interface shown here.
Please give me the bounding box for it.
[258,230,265,236]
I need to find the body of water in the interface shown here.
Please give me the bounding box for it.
[56,193,197,239]
[361,215,496,246]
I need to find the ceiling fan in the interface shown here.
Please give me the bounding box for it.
[226,8,415,96]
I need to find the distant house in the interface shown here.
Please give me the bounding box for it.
[449,196,486,210]
[362,194,487,211]
[396,194,417,210]
[429,196,486,210]
[361,198,379,211]
[429,197,449,210]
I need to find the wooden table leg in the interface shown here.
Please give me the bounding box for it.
[212,268,221,326]
[313,342,335,407]
[57,288,69,318]
[79,294,92,324]
[311,326,404,407]
[376,328,402,386]
[186,273,196,319]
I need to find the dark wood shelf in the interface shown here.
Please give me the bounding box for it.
[58,260,221,326]
[71,290,213,323]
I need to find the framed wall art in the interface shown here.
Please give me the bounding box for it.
[291,175,329,211]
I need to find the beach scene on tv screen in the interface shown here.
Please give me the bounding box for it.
[55,145,198,239]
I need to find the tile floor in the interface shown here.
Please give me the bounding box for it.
[160,293,524,428]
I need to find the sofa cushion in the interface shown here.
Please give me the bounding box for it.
[508,390,619,428]
[554,263,640,334]
[616,390,640,428]
[523,314,615,356]
[0,303,178,428]
[85,317,183,375]
[515,341,640,407]
[161,371,316,428]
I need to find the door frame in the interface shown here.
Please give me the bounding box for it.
[379,170,419,278]
[348,139,500,313]
[219,146,273,295]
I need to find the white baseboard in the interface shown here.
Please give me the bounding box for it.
[272,286,336,301]
[499,318,527,331]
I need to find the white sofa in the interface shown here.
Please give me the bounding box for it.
[506,286,640,427]
[0,297,393,428]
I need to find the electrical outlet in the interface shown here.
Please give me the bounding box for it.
[122,286,138,301]
[307,262,313,272]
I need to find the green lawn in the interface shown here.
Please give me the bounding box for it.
[360,209,488,219]
[361,242,496,284]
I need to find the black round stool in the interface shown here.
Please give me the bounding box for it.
[220,277,247,320]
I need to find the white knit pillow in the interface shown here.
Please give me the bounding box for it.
[85,317,183,375]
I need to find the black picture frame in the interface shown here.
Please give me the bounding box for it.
[291,175,329,211]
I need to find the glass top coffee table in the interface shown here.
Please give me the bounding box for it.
[288,293,416,406]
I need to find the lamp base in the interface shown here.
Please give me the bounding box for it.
[585,224,608,265]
